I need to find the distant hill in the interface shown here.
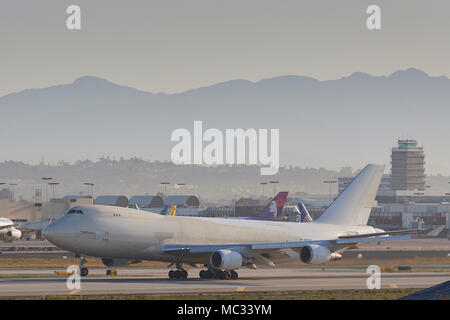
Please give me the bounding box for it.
[1,68,450,174]
[0,159,448,203]
[0,158,350,203]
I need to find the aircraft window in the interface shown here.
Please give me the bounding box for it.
[67,209,84,214]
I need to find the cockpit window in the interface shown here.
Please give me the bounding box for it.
[67,209,84,214]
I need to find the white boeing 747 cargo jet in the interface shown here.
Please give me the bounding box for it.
[43,164,416,280]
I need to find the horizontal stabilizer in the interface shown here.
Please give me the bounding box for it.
[336,235,412,244]
[338,229,424,239]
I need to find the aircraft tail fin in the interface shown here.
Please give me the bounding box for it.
[315,164,384,226]
[297,203,313,222]
[249,192,289,221]
[160,205,169,215]
[168,205,177,216]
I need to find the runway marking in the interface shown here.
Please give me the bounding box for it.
[236,286,246,292]
[389,284,398,288]
[67,289,80,295]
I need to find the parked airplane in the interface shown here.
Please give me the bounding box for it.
[230,192,288,221]
[248,192,288,221]
[43,164,417,280]
[0,217,22,240]
[161,194,285,219]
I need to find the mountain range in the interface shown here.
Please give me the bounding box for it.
[1,68,450,175]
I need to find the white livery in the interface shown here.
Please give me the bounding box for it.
[43,164,416,279]
[0,217,22,240]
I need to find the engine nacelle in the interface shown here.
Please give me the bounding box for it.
[299,244,342,264]
[210,249,244,270]
[6,229,22,240]
[101,258,141,267]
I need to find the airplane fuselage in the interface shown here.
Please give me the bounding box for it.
[44,205,377,264]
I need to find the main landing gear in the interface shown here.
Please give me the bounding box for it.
[168,263,188,280]
[199,269,238,280]
[166,263,238,280]
[79,257,89,277]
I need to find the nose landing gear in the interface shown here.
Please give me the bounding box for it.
[79,257,89,277]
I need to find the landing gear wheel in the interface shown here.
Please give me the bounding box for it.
[224,271,232,280]
[199,270,206,279]
[169,267,188,280]
[78,256,88,277]
[205,270,214,279]
[230,270,238,280]
[80,267,89,277]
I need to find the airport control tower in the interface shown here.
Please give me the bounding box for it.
[391,139,425,191]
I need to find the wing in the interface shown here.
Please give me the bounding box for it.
[0,223,15,231]
[162,231,415,267]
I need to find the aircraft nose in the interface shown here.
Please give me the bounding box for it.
[42,222,56,242]
[42,217,78,251]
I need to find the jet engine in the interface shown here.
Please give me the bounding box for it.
[210,249,244,270]
[101,258,141,267]
[6,228,22,240]
[299,244,342,264]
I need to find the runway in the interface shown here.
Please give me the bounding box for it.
[0,267,449,297]
[1,239,449,297]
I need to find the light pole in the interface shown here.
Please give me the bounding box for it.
[260,182,267,199]
[42,177,52,203]
[323,180,337,204]
[268,181,279,196]
[0,183,5,196]
[47,182,59,221]
[160,182,170,199]
[425,185,431,197]
[48,182,60,199]
[8,183,17,202]
[84,182,95,199]
[175,183,186,195]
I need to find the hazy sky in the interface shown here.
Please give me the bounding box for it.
[1,1,450,176]
[1,0,449,96]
